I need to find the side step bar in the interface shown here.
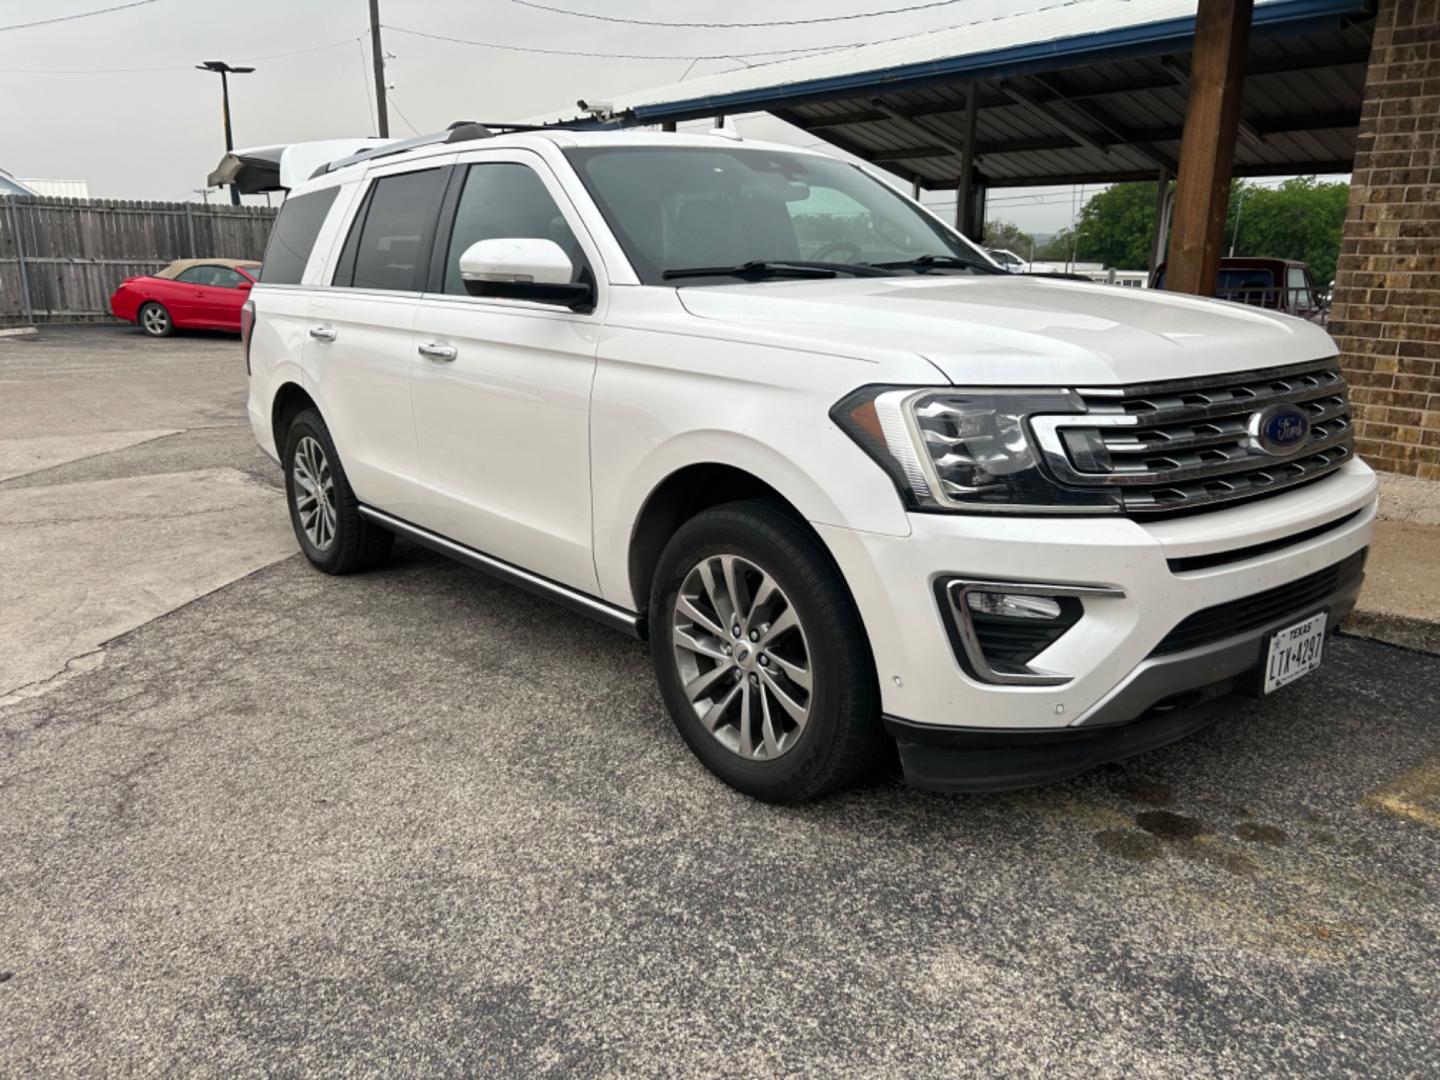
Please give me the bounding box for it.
[357,505,644,640]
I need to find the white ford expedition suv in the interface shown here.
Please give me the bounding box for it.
[244,125,1376,802]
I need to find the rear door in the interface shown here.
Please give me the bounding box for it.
[407,151,606,592]
[304,158,452,513]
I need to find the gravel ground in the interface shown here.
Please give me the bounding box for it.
[1,327,1437,1077]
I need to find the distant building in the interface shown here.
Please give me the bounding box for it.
[0,170,89,198]
[18,178,89,199]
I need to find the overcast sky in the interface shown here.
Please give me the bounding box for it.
[1,0,1114,231]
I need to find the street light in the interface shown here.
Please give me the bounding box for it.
[196,60,255,206]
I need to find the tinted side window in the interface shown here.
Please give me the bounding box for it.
[175,266,210,284]
[260,187,339,285]
[343,169,445,292]
[441,164,581,295]
[210,267,246,288]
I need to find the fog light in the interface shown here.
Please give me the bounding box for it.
[966,591,1063,620]
[940,578,1125,687]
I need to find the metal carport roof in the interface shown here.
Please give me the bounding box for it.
[553,0,1374,190]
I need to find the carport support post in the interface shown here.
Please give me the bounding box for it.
[955,82,980,240]
[1149,166,1173,276]
[1164,0,1253,296]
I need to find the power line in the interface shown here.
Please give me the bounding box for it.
[504,0,974,29]
[0,36,361,74]
[0,0,158,32]
[382,24,837,61]
[387,94,421,136]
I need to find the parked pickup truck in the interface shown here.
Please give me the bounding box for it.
[243,126,1375,802]
[1152,256,1328,323]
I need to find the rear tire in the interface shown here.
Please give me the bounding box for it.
[139,302,172,337]
[282,408,393,575]
[649,499,885,803]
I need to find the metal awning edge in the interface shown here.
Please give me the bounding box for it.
[615,0,1370,127]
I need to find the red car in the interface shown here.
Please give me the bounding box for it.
[110,258,260,337]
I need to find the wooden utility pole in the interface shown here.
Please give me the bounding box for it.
[369,0,389,138]
[1164,0,1253,295]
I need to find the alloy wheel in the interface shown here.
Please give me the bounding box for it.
[292,435,337,551]
[671,553,813,760]
[142,306,169,335]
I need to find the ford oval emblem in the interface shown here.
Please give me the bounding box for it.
[1249,403,1311,455]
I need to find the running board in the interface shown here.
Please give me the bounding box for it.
[357,505,644,639]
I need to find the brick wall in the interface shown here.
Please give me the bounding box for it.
[1329,0,1440,478]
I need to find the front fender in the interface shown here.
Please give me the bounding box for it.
[593,426,911,610]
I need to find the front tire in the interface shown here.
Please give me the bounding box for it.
[138,302,172,337]
[649,499,884,803]
[282,409,393,575]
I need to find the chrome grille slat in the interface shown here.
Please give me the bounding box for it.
[1033,358,1354,517]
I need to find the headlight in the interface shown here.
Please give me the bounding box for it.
[830,386,1119,513]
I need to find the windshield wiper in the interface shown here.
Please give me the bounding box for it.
[663,259,895,281]
[867,254,995,274]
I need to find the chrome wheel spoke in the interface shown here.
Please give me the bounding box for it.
[676,594,727,642]
[767,651,811,691]
[745,573,777,630]
[758,686,783,759]
[700,681,742,732]
[759,606,798,648]
[761,668,808,725]
[684,661,733,703]
[721,555,749,628]
[736,681,755,757]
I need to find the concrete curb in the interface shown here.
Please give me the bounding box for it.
[1343,611,1440,655]
[0,326,38,338]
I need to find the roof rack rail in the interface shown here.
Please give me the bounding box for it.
[312,122,496,178]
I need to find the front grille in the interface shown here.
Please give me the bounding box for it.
[1150,549,1366,655]
[1034,359,1354,516]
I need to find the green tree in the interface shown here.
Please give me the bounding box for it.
[1055,176,1350,283]
[1228,177,1350,286]
[1035,228,1074,262]
[1073,182,1163,270]
[982,220,1036,256]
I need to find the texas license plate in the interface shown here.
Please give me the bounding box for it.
[1263,611,1327,694]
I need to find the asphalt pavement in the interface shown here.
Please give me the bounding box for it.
[2,326,1438,1077]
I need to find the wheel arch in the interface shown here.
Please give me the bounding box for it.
[270,381,319,456]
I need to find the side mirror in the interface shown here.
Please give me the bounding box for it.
[459,238,594,311]
[237,279,253,291]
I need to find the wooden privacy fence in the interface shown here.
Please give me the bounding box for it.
[0,196,277,324]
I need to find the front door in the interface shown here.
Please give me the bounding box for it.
[408,155,605,593]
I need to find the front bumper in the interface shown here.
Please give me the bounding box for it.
[814,459,1378,783]
[885,553,1363,791]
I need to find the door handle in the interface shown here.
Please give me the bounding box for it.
[418,342,457,361]
[309,325,337,342]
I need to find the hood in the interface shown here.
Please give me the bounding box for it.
[675,275,1336,386]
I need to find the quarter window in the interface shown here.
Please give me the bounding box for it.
[440,163,583,296]
[336,168,445,292]
[260,187,339,285]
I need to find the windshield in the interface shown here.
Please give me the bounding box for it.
[564,145,998,284]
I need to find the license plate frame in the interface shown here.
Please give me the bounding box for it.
[1261,609,1328,694]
